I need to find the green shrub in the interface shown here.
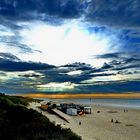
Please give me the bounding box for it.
[0,94,81,140]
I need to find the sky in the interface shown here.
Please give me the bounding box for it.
[0,0,140,94]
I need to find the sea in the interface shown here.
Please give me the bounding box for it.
[37,98,140,109]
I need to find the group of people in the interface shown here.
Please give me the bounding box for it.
[111,119,120,123]
[124,109,128,112]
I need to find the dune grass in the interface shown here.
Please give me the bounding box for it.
[0,93,81,140]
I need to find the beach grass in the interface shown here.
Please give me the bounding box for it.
[0,93,81,140]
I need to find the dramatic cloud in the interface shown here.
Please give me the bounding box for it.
[0,53,55,71]
[0,0,84,20]
[97,52,140,71]
[87,0,140,27]
[76,81,140,93]
[0,0,140,93]
[1,0,140,27]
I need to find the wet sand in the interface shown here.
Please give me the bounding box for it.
[29,102,140,140]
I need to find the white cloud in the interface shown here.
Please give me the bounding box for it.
[17,20,121,67]
[0,25,14,36]
[67,70,83,75]
[0,71,43,82]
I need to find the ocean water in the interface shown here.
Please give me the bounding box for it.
[39,98,140,109]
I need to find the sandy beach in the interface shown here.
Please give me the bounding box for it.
[29,102,140,140]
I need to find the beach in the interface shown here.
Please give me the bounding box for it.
[29,101,140,140]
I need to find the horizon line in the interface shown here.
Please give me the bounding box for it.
[14,93,140,99]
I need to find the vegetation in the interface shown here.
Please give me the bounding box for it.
[0,93,81,140]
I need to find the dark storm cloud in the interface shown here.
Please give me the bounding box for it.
[0,0,84,20]
[0,57,114,85]
[120,29,140,43]
[38,69,91,84]
[0,76,39,93]
[15,63,112,84]
[18,73,42,78]
[87,0,140,27]
[118,29,140,53]
[61,62,93,71]
[0,60,139,93]
[36,62,115,85]
[112,64,140,71]
[1,80,140,94]
[94,51,140,78]
[0,61,116,94]
[98,52,140,72]
[76,81,140,93]
[0,57,55,71]
[117,70,140,75]
[101,63,113,69]
[96,51,140,60]
[0,0,140,28]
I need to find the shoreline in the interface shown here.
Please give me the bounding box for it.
[11,92,140,110]
[94,103,140,110]
[38,98,140,110]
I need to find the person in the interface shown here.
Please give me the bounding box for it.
[115,120,119,123]
[79,121,81,125]
[111,119,113,123]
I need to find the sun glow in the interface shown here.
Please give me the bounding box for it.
[19,21,114,67]
[36,82,76,92]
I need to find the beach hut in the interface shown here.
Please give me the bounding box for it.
[66,108,77,116]
[83,107,92,114]
[40,104,48,110]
